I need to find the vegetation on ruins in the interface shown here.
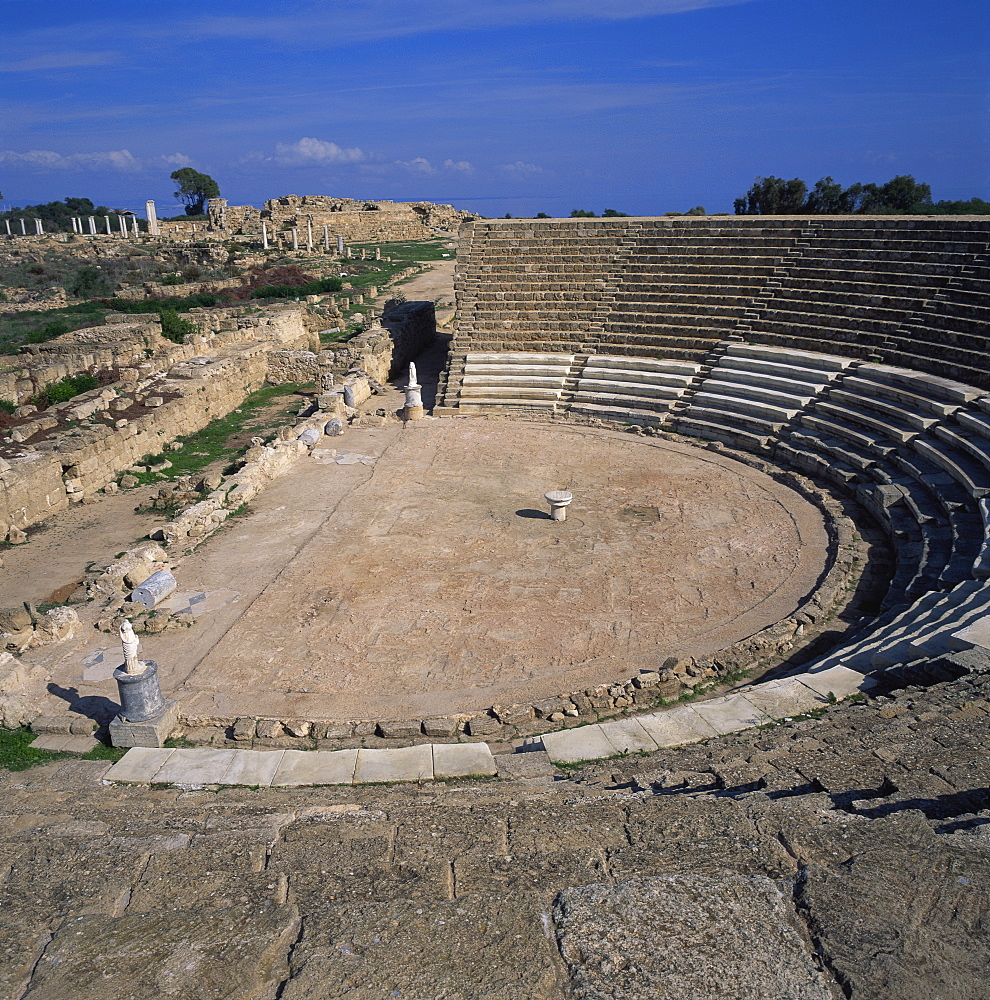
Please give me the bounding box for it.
[125,382,305,487]
[170,168,221,216]
[734,173,990,215]
[31,372,100,408]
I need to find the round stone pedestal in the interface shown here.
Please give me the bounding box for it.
[113,660,166,722]
[545,490,574,521]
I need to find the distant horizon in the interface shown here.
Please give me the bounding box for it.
[1,0,986,219]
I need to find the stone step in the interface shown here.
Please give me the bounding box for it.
[914,437,990,498]
[723,341,856,372]
[687,392,798,423]
[698,377,816,409]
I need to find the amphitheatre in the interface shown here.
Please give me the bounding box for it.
[0,206,988,998]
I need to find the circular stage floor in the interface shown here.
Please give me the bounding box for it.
[88,421,831,723]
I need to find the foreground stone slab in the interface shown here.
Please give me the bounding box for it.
[740,676,829,719]
[220,749,286,786]
[103,746,175,783]
[22,903,300,1000]
[28,734,99,754]
[691,694,770,735]
[598,717,660,753]
[541,725,616,764]
[949,617,990,653]
[554,875,834,1000]
[801,664,878,698]
[272,749,358,786]
[637,706,718,747]
[153,748,237,785]
[353,744,433,783]
[432,742,497,778]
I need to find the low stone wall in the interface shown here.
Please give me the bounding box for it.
[1,305,314,537]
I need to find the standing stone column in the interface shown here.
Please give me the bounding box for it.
[104,216,112,234]
[70,217,78,234]
[109,620,179,748]
[262,220,269,249]
[306,218,313,251]
[375,247,381,260]
[145,200,159,236]
[118,215,127,237]
[545,491,573,521]
[131,216,139,236]
[291,227,299,250]
[4,220,10,235]
[19,219,26,235]
[34,219,43,235]
[403,362,425,420]
[323,225,329,251]
[337,235,344,254]
[88,216,97,235]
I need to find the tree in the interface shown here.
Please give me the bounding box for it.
[602,208,630,217]
[734,176,808,215]
[170,168,220,216]
[804,177,849,214]
[569,209,597,217]
[535,212,551,218]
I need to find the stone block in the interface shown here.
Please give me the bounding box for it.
[154,747,237,785]
[598,717,661,754]
[691,696,769,735]
[533,696,575,718]
[378,720,423,739]
[104,746,176,783]
[433,742,497,778]
[283,720,311,738]
[272,749,358,786]
[219,749,285,786]
[257,719,285,739]
[422,717,459,738]
[637,706,718,748]
[541,725,616,764]
[353,744,434,784]
[232,717,257,741]
[29,714,74,735]
[108,700,179,748]
[465,714,502,737]
[492,703,534,725]
[319,722,354,739]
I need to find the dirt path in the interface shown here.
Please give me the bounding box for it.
[374,258,456,327]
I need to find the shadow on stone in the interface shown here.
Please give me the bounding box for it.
[515,508,550,520]
[47,682,118,723]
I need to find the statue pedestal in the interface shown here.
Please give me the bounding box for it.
[109,660,179,748]
[403,381,424,421]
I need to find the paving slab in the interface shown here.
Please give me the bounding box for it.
[540,725,616,764]
[637,705,719,747]
[353,744,434,784]
[740,676,829,719]
[28,734,98,753]
[690,695,770,735]
[598,717,660,753]
[271,749,358,786]
[219,749,286,786]
[801,664,878,698]
[103,746,175,783]
[432,742,497,778]
[153,748,238,785]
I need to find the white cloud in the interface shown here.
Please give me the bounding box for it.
[161,152,194,167]
[443,159,475,174]
[273,137,366,166]
[498,160,547,176]
[0,148,144,172]
[395,156,437,174]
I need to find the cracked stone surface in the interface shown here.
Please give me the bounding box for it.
[1,673,988,999]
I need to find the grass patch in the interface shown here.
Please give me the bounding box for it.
[126,382,304,486]
[0,727,125,771]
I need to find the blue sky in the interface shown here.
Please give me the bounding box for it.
[0,0,987,218]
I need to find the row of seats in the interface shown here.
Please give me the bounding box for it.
[451,218,990,383]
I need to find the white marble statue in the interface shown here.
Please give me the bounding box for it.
[120,619,142,675]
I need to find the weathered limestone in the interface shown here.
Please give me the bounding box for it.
[145,199,159,236]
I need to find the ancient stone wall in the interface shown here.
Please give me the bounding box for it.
[207,195,474,242]
[453,216,990,385]
[0,305,313,537]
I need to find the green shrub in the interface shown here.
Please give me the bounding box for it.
[35,372,100,407]
[66,266,112,298]
[25,319,70,344]
[0,398,16,414]
[158,308,197,344]
[160,273,185,286]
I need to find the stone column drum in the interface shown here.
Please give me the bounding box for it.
[545,491,573,521]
